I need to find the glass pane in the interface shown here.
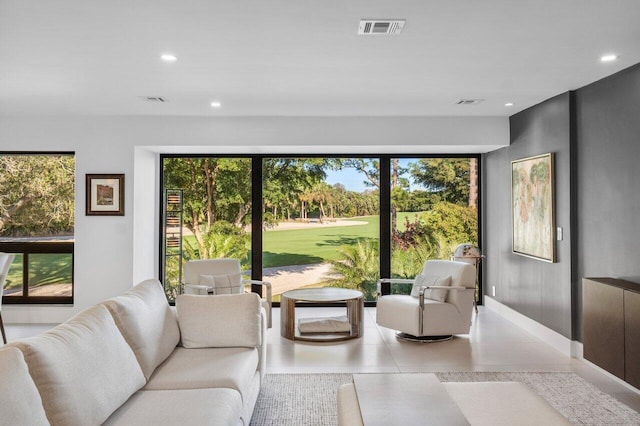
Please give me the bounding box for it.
[162,157,252,302]
[3,254,24,297]
[262,158,380,301]
[390,158,479,295]
[28,253,73,297]
[0,154,75,240]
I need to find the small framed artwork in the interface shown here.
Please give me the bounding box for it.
[86,174,125,216]
[511,153,555,262]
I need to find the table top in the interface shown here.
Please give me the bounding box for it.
[353,373,470,426]
[281,287,363,302]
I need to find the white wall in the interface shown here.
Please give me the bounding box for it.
[0,115,508,323]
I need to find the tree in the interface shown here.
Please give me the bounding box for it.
[0,155,75,236]
[420,202,478,253]
[411,158,474,206]
[340,159,380,189]
[262,158,329,221]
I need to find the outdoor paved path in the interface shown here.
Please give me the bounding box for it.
[260,262,338,295]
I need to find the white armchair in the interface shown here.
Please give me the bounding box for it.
[182,258,273,328]
[376,260,476,342]
[0,253,16,344]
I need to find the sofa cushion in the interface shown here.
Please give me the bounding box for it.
[9,304,146,426]
[0,347,50,426]
[176,293,262,348]
[102,279,180,380]
[144,346,259,401]
[411,274,451,302]
[104,388,243,426]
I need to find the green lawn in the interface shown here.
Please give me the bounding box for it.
[182,212,424,269]
[4,253,73,291]
[262,216,379,267]
[261,212,423,268]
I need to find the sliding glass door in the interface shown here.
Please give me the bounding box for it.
[262,158,380,301]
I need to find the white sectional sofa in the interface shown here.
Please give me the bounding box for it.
[0,279,266,426]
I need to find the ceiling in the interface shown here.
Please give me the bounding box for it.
[1,0,639,117]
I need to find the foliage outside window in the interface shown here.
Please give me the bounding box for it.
[0,153,75,303]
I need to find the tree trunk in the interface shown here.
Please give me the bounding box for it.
[391,158,399,230]
[203,159,214,226]
[233,200,251,228]
[392,158,399,189]
[319,201,325,223]
[189,211,206,259]
[469,158,478,208]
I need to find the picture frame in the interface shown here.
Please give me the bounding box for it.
[511,153,555,262]
[86,174,125,216]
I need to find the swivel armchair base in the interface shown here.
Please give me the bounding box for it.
[396,332,453,343]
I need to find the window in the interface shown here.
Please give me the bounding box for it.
[0,153,75,304]
[262,157,380,301]
[390,158,479,297]
[161,156,252,302]
[160,154,480,305]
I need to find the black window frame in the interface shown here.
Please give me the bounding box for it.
[159,153,482,307]
[0,151,75,305]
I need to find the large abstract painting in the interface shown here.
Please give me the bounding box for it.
[511,153,555,262]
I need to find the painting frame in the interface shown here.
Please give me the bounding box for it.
[86,174,125,216]
[511,153,555,262]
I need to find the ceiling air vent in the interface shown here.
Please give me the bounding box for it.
[358,19,405,35]
[456,99,484,105]
[140,96,167,103]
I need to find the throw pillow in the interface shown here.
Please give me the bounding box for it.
[176,293,262,348]
[199,275,216,293]
[212,273,243,295]
[410,274,452,302]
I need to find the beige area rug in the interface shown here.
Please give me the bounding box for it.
[250,372,640,426]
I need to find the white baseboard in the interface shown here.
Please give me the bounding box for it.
[484,296,576,358]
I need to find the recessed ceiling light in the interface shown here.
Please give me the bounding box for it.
[210,101,222,108]
[600,54,618,63]
[505,102,514,107]
[161,54,177,62]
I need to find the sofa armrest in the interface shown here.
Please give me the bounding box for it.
[243,279,273,328]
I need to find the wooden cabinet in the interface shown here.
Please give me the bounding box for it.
[583,277,640,388]
[625,289,640,388]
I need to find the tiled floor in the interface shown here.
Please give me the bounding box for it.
[5,305,640,412]
[266,305,640,412]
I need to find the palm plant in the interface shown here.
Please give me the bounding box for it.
[328,239,380,299]
[182,221,249,264]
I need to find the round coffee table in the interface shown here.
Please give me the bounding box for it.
[280,288,364,342]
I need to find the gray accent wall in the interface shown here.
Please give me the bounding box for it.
[485,92,573,339]
[484,63,640,341]
[575,63,640,341]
